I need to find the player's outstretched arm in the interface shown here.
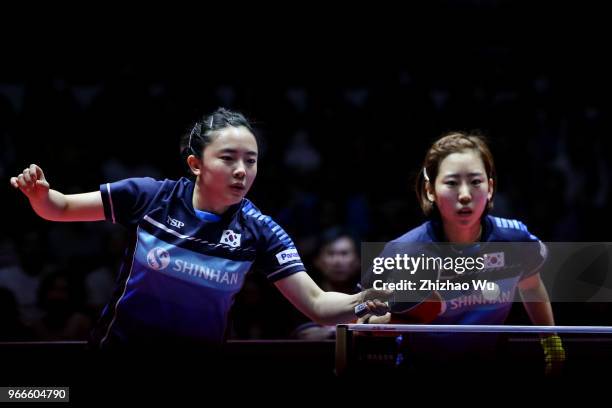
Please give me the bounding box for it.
[10,164,104,222]
[275,271,390,325]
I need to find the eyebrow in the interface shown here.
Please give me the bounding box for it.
[442,172,485,178]
[219,148,258,156]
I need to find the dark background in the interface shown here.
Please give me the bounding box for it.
[1,1,611,341]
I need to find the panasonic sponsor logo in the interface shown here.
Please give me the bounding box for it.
[172,260,239,285]
[276,248,300,265]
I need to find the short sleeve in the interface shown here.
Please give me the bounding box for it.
[517,221,548,280]
[99,177,164,227]
[253,217,306,282]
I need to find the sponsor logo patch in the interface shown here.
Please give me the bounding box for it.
[276,248,300,265]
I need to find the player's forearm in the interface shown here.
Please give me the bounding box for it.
[29,189,69,221]
[310,291,361,326]
[519,284,555,326]
[275,273,390,326]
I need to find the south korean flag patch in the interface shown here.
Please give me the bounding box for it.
[220,230,241,248]
[483,252,505,269]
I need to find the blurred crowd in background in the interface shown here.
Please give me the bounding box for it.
[1,30,610,341]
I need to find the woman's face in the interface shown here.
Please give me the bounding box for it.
[199,125,258,207]
[316,237,360,284]
[427,149,493,229]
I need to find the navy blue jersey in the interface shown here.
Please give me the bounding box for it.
[92,177,305,346]
[383,215,547,359]
[391,215,546,326]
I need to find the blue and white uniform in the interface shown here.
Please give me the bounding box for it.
[391,215,546,325]
[386,215,547,359]
[92,177,305,347]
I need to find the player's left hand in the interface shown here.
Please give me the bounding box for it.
[541,334,566,376]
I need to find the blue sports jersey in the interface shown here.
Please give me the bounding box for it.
[92,177,305,347]
[385,215,547,358]
[391,215,546,326]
